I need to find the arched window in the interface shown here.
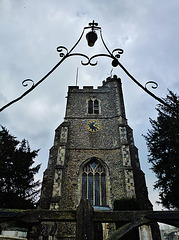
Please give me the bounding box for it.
[94,100,99,114]
[88,99,99,114]
[82,159,107,206]
[88,100,93,114]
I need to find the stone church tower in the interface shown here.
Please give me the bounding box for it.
[39,75,155,239]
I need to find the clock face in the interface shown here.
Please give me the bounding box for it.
[87,120,101,132]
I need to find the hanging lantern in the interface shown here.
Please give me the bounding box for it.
[86,31,98,47]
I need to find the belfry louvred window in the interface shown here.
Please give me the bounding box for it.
[82,159,107,206]
[88,100,93,114]
[88,99,99,114]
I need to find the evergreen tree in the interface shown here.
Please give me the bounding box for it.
[144,91,179,209]
[0,126,41,209]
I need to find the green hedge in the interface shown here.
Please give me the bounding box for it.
[113,198,141,211]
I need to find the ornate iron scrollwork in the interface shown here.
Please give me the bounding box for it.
[145,81,158,90]
[22,79,35,88]
[0,21,169,112]
[57,46,69,57]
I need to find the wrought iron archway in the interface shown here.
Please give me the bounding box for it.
[0,21,171,112]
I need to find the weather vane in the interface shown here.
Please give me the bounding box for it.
[0,21,169,112]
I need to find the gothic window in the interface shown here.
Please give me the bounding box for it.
[94,100,99,114]
[82,159,107,206]
[88,99,99,114]
[88,100,93,114]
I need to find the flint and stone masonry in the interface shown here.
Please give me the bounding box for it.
[39,75,156,239]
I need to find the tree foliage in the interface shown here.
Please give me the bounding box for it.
[144,90,179,209]
[0,126,41,209]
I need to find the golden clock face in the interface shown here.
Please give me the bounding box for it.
[87,120,101,132]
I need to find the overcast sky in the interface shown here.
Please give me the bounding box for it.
[0,0,179,210]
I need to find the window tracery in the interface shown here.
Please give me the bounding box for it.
[82,159,107,206]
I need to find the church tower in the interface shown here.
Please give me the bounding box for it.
[39,75,154,239]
